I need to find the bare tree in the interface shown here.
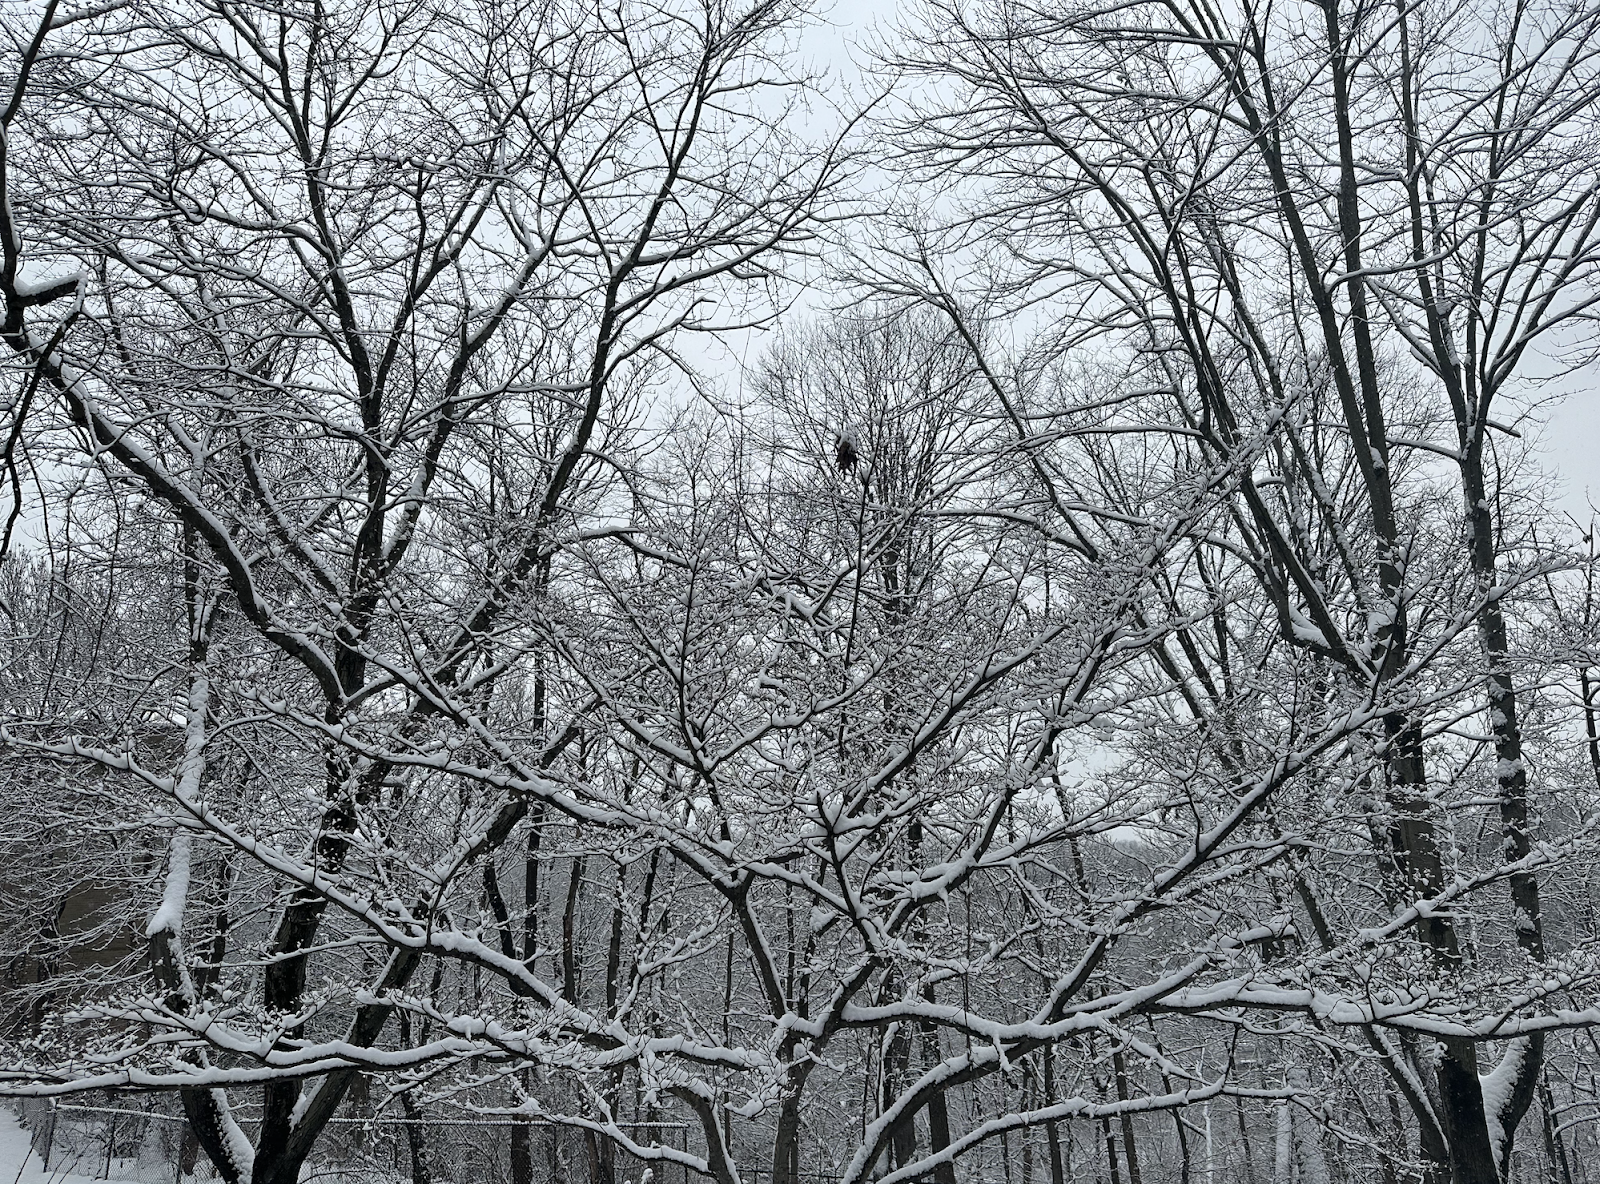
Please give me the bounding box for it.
[0,0,846,1180]
[889,0,1600,1178]
[6,1,1600,1183]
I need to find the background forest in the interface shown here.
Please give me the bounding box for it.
[3,1,1600,1183]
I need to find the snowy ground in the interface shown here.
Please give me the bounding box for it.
[0,1105,149,1184]
[0,1106,450,1184]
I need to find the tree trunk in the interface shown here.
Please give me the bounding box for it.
[1102,1118,1123,1184]
[1541,1074,1575,1184]
[511,1122,534,1184]
[1043,1049,1065,1184]
[886,1017,918,1173]
[563,853,585,1005]
[772,1096,803,1184]
[1383,718,1497,1184]
[398,1087,433,1184]
[1112,1046,1142,1184]
[1463,463,1547,1178]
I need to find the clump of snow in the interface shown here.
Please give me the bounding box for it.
[1479,1037,1530,1169]
[212,1091,255,1182]
[146,833,192,938]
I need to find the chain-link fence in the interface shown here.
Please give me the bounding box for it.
[10,1097,693,1184]
[16,1096,195,1182]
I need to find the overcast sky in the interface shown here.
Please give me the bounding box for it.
[1539,361,1600,523]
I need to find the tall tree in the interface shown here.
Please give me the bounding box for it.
[0,1,845,1180]
[890,0,1600,1177]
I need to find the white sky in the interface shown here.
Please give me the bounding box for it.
[1536,367,1600,523]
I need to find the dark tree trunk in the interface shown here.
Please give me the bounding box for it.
[1102,1118,1123,1184]
[398,1087,433,1184]
[1112,1046,1142,1184]
[511,1122,535,1184]
[772,1097,803,1184]
[1044,1050,1066,1184]
[563,853,585,1004]
[886,1016,918,1172]
[1541,1075,1575,1184]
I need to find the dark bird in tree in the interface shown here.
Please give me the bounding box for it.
[834,428,859,474]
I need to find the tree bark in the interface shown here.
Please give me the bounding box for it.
[1112,1046,1142,1184]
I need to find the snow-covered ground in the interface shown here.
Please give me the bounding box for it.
[0,1106,456,1184]
[0,1105,149,1184]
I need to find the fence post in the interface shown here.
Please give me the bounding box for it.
[40,1098,58,1171]
[104,1104,118,1180]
